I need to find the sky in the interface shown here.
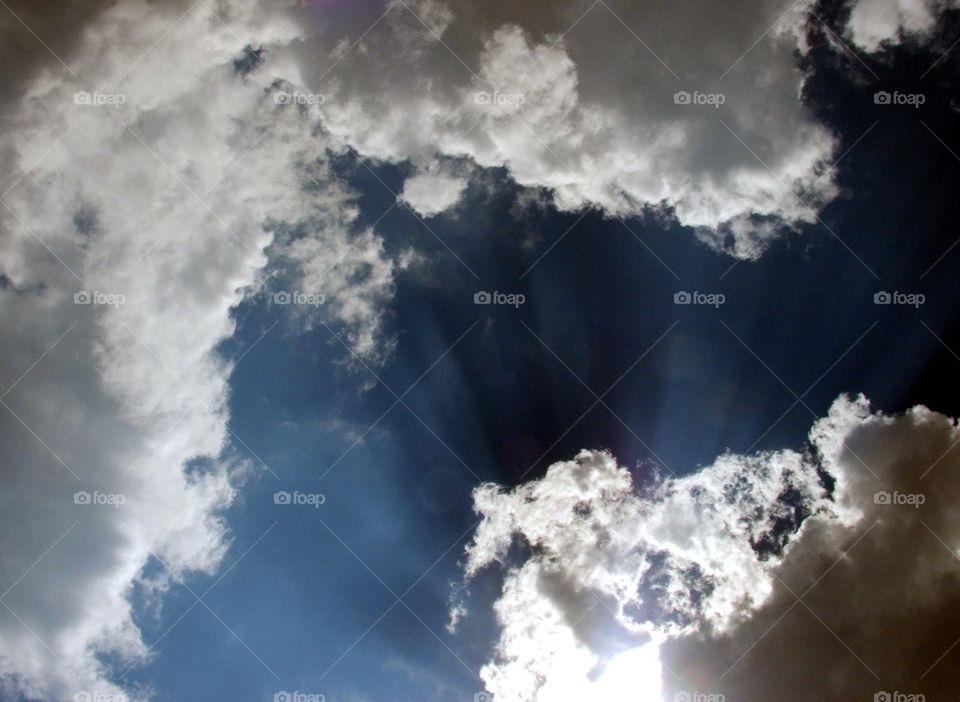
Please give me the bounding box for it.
[1,0,960,701]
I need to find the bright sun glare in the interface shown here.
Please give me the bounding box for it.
[535,641,664,702]
[595,642,664,701]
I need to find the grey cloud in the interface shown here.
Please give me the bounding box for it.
[0,0,404,698]
[663,395,960,701]
[285,0,838,259]
[454,395,960,700]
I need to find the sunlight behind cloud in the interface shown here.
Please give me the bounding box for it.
[592,643,664,702]
[532,640,663,702]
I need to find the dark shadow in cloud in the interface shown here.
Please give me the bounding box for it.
[662,400,960,700]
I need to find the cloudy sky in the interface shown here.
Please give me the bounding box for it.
[1,0,959,700]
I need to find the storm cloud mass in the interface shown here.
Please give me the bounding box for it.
[455,396,960,700]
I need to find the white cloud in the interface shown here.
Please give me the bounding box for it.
[455,394,960,700]
[299,0,839,258]
[0,1,403,699]
[3,0,955,698]
[399,167,469,217]
[846,0,958,52]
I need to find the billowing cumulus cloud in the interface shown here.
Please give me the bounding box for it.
[0,1,404,699]
[295,0,841,259]
[846,0,959,52]
[3,0,957,699]
[455,395,960,700]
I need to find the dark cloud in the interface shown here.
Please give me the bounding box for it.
[455,396,960,700]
